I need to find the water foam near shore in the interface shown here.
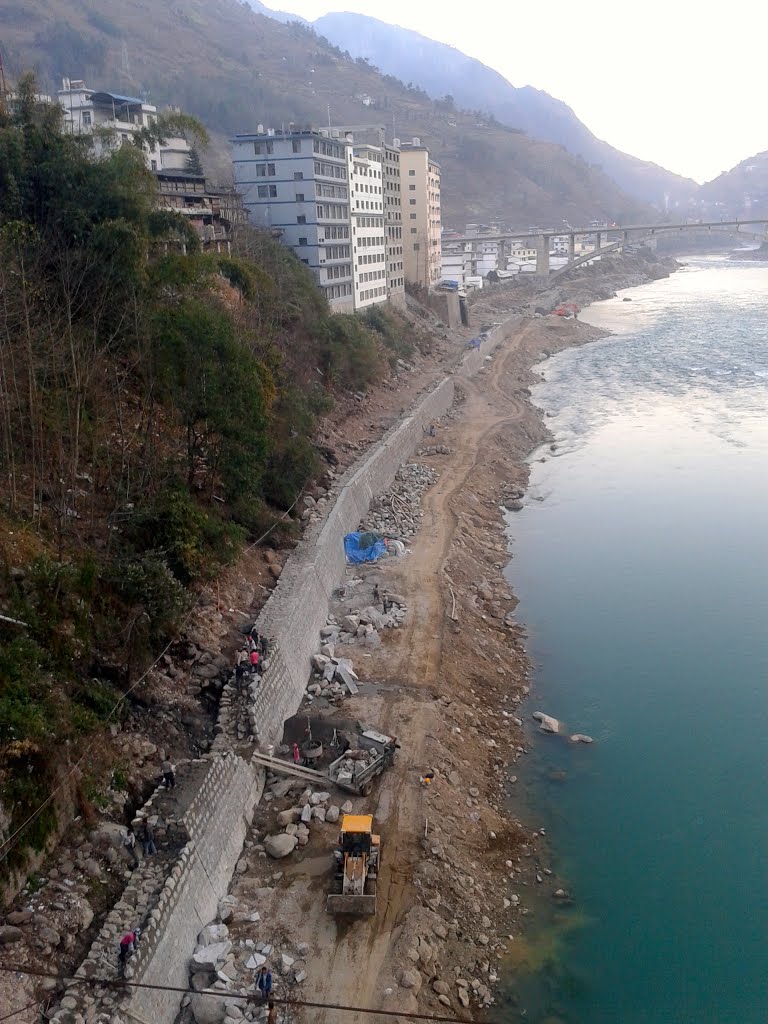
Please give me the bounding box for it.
[503,256,768,1023]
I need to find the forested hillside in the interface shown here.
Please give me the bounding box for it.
[0,79,410,874]
[0,0,651,226]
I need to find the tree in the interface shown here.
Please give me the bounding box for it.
[185,146,204,176]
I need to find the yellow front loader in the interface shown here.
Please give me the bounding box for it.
[326,814,380,916]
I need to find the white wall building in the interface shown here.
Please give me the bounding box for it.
[476,241,500,278]
[232,126,354,313]
[57,78,190,170]
[350,144,387,309]
[383,142,405,306]
[440,243,474,287]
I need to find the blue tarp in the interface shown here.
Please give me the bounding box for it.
[344,531,387,564]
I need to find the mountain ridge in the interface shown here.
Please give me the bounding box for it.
[311,10,698,209]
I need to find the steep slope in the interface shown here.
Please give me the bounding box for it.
[312,10,697,209]
[698,151,768,218]
[2,0,650,227]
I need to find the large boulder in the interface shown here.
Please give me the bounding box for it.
[276,808,300,827]
[398,969,422,993]
[264,833,299,859]
[190,993,228,1024]
[190,941,232,973]
[198,924,229,947]
[532,711,560,734]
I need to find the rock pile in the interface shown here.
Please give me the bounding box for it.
[418,444,453,457]
[260,773,352,854]
[361,463,438,540]
[184,907,308,1024]
[305,597,407,703]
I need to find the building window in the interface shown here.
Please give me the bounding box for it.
[254,141,274,155]
[408,169,415,176]
[409,184,416,190]
[297,215,307,224]
[269,185,277,197]
[257,185,269,197]
[296,193,305,202]
[299,237,308,246]
[294,171,304,181]
[410,213,417,220]
[409,199,416,205]
[82,110,92,126]
[292,139,302,153]
[150,159,157,170]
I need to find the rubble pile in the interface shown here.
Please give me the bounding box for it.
[304,596,408,703]
[417,444,453,457]
[258,772,356,852]
[362,463,438,539]
[181,910,307,1024]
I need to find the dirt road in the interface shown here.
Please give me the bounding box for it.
[278,321,555,1020]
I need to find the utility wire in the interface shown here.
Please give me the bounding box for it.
[0,962,474,1023]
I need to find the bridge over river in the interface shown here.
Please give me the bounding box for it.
[450,219,768,276]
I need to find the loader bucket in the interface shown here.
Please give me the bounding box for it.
[326,893,377,916]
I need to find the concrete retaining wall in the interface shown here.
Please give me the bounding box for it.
[51,753,263,1024]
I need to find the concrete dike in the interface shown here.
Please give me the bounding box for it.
[49,317,520,1024]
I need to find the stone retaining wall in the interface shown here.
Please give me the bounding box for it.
[51,753,263,1024]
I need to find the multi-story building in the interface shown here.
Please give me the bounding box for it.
[441,242,474,287]
[399,139,442,291]
[383,143,405,306]
[155,170,244,253]
[57,78,190,171]
[232,126,354,313]
[350,144,387,309]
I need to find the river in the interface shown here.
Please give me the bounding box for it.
[503,256,768,1023]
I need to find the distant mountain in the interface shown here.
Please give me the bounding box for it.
[698,151,768,219]
[245,0,308,24]
[312,11,697,210]
[2,0,652,229]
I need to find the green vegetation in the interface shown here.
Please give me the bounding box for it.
[0,76,409,873]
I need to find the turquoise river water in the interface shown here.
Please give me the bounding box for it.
[503,256,768,1024]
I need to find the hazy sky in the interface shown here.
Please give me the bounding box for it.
[270,0,763,183]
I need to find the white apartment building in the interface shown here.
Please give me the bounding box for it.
[350,144,387,309]
[476,241,500,277]
[441,243,474,287]
[383,143,405,306]
[232,126,354,313]
[400,139,442,291]
[57,78,190,170]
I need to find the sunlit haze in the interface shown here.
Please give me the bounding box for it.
[268,0,765,183]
